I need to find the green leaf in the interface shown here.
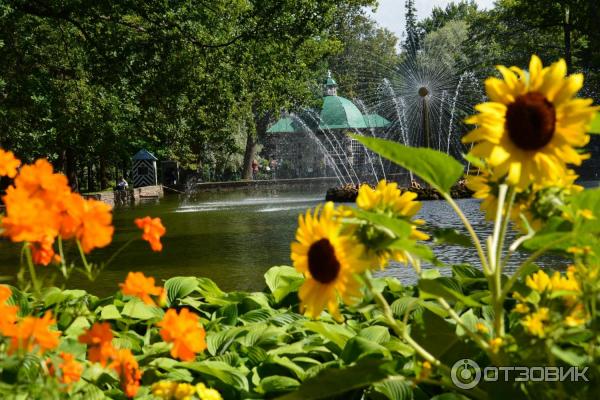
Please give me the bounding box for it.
[257,376,300,394]
[206,327,248,356]
[550,346,589,366]
[276,359,396,400]
[411,310,472,363]
[64,316,91,337]
[351,135,464,193]
[303,321,355,350]
[523,232,573,252]
[571,188,600,233]
[452,264,486,285]
[418,278,481,307]
[371,377,412,400]
[100,304,122,320]
[353,209,413,239]
[358,326,391,345]
[179,360,249,392]
[164,277,199,306]
[341,336,391,364]
[388,239,437,262]
[264,266,304,303]
[588,112,600,134]
[433,228,472,247]
[121,299,164,320]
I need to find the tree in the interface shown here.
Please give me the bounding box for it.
[403,0,420,58]
[0,0,376,186]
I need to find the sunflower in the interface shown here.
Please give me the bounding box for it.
[467,167,582,231]
[356,180,429,267]
[463,55,598,189]
[291,202,369,321]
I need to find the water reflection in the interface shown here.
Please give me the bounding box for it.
[0,190,568,296]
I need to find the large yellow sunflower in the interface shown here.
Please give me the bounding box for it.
[291,202,369,321]
[463,55,598,189]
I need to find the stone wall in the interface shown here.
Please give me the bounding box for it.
[82,185,163,207]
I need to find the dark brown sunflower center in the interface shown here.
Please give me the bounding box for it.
[307,238,340,284]
[505,92,556,151]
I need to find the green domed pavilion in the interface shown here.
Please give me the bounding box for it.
[264,72,390,179]
[267,71,390,133]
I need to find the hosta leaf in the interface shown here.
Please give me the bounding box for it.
[257,375,300,395]
[121,298,164,320]
[276,359,397,400]
[264,266,304,303]
[303,321,355,350]
[358,326,391,345]
[179,360,249,392]
[164,276,199,306]
[206,327,248,356]
[341,336,391,364]
[371,377,412,400]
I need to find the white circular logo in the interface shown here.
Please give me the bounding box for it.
[451,359,481,389]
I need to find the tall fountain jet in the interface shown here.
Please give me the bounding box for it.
[418,86,431,148]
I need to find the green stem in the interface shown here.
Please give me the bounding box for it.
[104,238,136,269]
[24,245,40,296]
[489,184,508,272]
[364,276,446,370]
[442,193,490,275]
[499,234,572,300]
[437,298,490,351]
[57,236,68,278]
[495,186,515,273]
[75,240,93,280]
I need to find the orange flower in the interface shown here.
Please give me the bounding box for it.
[30,236,58,266]
[57,352,83,385]
[1,185,62,243]
[7,311,60,354]
[1,159,70,244]
[157,308,206,361]
[0,285,18,335]
[78,322,115,366]
[63,195,114,253]
[0,149,21,178]
[135,216,166,251]
[109,348,142,398]
[0,158,114,256]
[120,272,163,305]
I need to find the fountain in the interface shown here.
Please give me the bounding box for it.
[263,61,482,200]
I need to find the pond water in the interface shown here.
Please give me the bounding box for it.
[0,188,569,296]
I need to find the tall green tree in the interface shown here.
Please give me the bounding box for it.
[403,0,420,58]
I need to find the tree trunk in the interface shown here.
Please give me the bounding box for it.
[564,5,572,71]
[98,158,109,190]
[87,163,94,192]
[242,130,257,180]
[65,148,78,191]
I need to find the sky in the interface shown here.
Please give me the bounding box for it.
[370,0,496,39]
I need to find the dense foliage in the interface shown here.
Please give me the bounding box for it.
[0,0,375,188]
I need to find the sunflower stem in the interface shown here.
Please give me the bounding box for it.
[490,184,508,273]
[442,193,490,275]
[436,298,490,351]
[364,276,446,371]
[495,186,516,273]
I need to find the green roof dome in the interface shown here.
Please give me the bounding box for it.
[319,95,368,130]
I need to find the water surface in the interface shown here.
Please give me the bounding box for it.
[0,189,569,296]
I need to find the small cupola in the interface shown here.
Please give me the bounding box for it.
[323,70,338,96]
